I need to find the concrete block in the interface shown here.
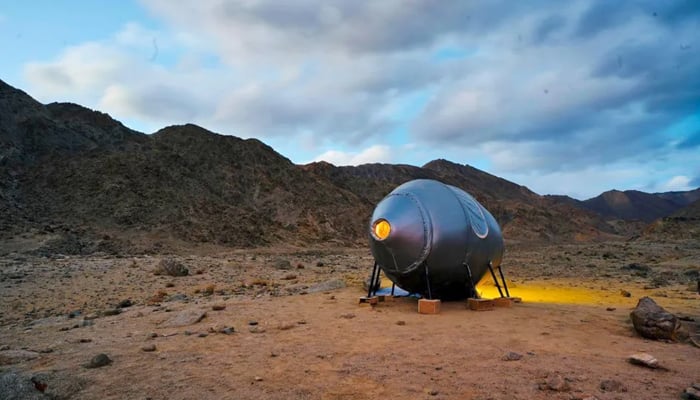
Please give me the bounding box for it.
[493,297,513,307]
[358,296,379,305]
[467,298,494,311]
[418,299,441,314]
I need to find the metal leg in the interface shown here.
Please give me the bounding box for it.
[372,266,382,294]
[424,263,433,300]
[497,265,510,297]
[463,262,479,299]
[488,261,504,298]
[391,282,396,296]
[367,261,379,298]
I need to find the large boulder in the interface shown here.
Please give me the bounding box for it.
[154,258,189,277]
[630,297,682,340]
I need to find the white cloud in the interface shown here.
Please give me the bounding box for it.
[24,42,128,98]
[661,175,692,192]
[312,145,392,166]
[18,1,700,197]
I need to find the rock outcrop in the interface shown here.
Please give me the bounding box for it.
[630,297,682,340]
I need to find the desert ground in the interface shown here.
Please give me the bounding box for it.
[1,239,699,400]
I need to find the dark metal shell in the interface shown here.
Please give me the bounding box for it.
[369,179,504,299]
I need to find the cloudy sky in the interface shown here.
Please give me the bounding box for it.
[1,1,699,199]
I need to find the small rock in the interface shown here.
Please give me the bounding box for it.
[67,310,82,318]
[154,258,189,277]
[273,259,292,270]
[339,313,355,319]
[282,274,297,280]
[606,307,616,311]
[148,332,158,338]
[541,374,570,392]
[501,352,523,361]
[249,326,266,334]
[428,389,439,396]
[297,320,307,325]
[101,309,121,317]
[79,338,92,343]
[212,304,226,311]
[316,261,324,267]
[396,320,406,326]
[220,327,235,335]
[248,321,259,326]
[627,353,660,369]
[254,376,263,382]
[141,344,156,352]
[620,290,631,297]
[168,293,188,302]
[277,322,295,331]
[198,333,208,338]
[599,379,627,392]
[84,353,112,369]
[117,299,133,308]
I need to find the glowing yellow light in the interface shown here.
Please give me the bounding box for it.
[373,219,391,240]
[475,277,640,306]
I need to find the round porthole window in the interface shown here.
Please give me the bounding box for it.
[372,219,391,240]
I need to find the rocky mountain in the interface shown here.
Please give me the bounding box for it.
[0,79,638,254]
[1,80,372,253]
[580,189,700,222]
[643,199,700,240]
[656,189,700,208]
[303,159,617,242]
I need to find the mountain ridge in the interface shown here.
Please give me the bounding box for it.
[1,79,697,253]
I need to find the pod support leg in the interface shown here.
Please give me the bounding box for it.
[367,261,379,298]
[424,262,433,300]
[463,262,479,299]
[372,264,382,294]
[487,261,504,298]
[497,265,510,298]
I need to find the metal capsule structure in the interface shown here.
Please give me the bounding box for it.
[368,179,504,300]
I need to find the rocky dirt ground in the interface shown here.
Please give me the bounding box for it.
[1,240,699,400]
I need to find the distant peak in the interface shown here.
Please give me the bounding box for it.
[304,160,336,168]
[155,124,219,137]
[422,158,459,168]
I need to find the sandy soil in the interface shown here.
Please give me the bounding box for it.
[1,240,699,400]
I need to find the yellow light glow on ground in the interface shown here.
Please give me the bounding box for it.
[370,274,698,313]
[373,219,391,240]
[476,277,629,306]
